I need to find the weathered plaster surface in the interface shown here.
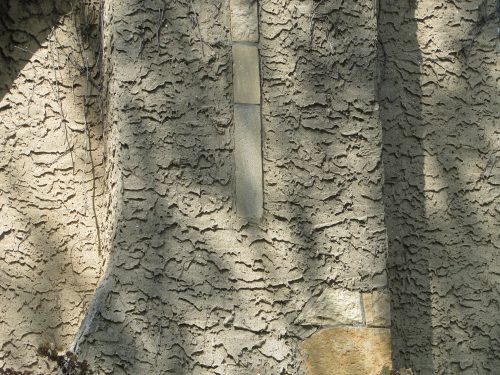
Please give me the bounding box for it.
[0,0,104,371]
[1,0,386,373]
[1,0,497,373]
[380,0,500,373]
[260,0,387,291]
[70,0,386,374]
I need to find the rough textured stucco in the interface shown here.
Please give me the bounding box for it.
[2,0,498,373]
[1,0,386,373]
[0,0,104,371]
[260,0,386,290]
[69,0,386,374]
[380,0,500,373]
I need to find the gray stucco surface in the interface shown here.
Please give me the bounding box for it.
[0,0,498,374]
[380,0,500,373]
[71,0,386,373]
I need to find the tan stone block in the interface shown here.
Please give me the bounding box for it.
[234,104,263,219]
[230,0,259,42]
[295,288,363,326]
[363,290,391,327]
[233,44,260,104]
[300,327,392,375]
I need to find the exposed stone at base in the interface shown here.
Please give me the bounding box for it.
[300,327,391,375]
[363,291,391,327]
[295,288,363,326]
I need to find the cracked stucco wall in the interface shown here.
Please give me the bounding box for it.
[380,0,500,374]
[0,0,105,371]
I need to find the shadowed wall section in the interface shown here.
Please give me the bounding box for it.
[380,0,500,373]
[379,0,433,372]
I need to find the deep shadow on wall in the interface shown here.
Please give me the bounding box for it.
[378,0,433,373]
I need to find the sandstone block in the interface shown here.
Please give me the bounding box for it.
[230,0,259,42]
[363,290,391,327]
[234,104,263,219]
[233,44,260,104]
[295,288,362,326]
[300,327,392,375]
